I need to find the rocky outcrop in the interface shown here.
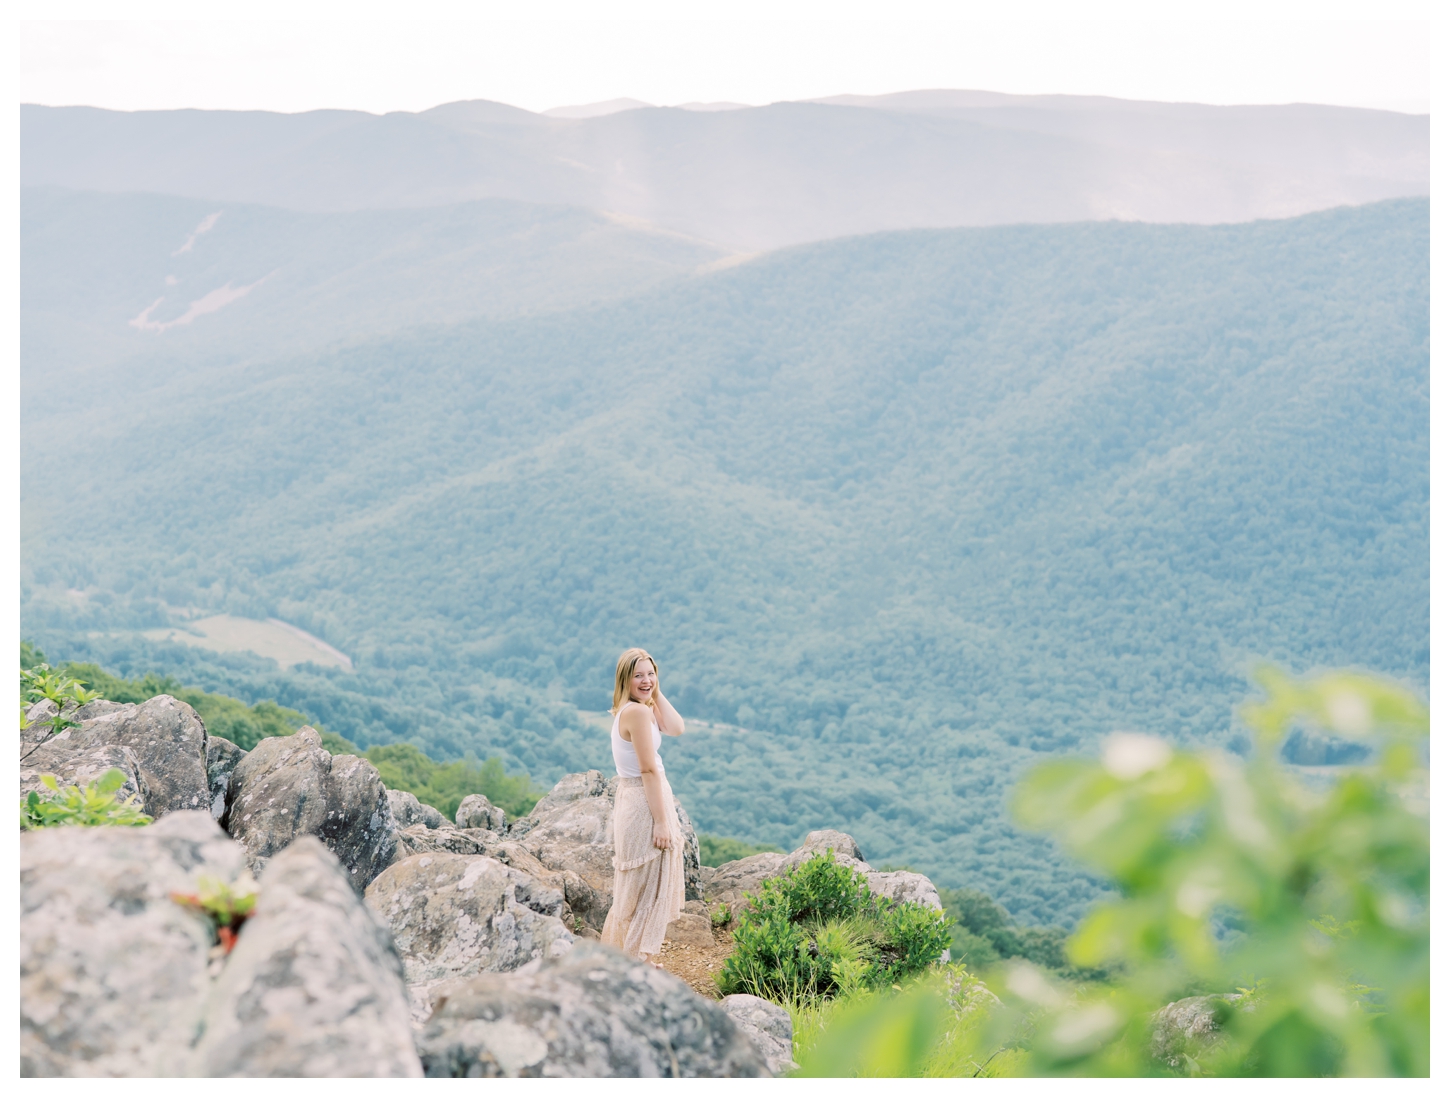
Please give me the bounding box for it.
[457,793,506,831]
[20,741,149,810]
[192,836,422,1077]
[1151,994,1243,1072]
[223,727,397,890]
[20,810,251,1076]
[417,942,768,1077]
[719,994,798,1076]
[511,774,615,928]
[512,769,611,828]
[393,823,499,860]
[25,695,210,817]
[665,900,715,947]
[388,788,449,830]
[703,850,788,917]
[205,736,245,821]
[784,828,870,872]
[866,869,943,910]
[366,852,574,1022]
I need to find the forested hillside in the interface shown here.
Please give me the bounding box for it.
[21,187,724,404]
[21,199,1428,925]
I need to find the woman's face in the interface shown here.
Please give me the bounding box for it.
[630,660,657,702]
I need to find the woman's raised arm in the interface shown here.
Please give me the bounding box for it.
[652,690,685,737]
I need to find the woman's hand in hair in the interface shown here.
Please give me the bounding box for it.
[652,690,686,737]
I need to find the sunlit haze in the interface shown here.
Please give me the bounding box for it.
[19,4,1433,117]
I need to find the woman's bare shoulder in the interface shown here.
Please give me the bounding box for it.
[618,701,650,725]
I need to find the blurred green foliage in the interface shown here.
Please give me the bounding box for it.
[717,852,952,1002]
[698,833,785,867]
[792,966,1012,1078]
[939,886,1098,976]
[781,667,1427,1076]
[987,665,1429,1076]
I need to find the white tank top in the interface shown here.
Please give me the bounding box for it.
[611,703,663,779]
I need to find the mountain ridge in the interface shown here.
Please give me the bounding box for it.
[22,92,1426,251]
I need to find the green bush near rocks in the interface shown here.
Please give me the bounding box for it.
[716,852,951,1003]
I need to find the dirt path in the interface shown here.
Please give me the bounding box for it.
[658,925,736,998]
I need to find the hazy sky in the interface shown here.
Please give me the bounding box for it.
[18,1,1433,116]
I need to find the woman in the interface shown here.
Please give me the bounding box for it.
[600,647,687,967]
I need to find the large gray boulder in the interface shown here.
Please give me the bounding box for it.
[223,727,397,890]
[25,695,210,817]
[1151,994,1244,1072]
[20,811,250,1076]
[704,850,789,905]
[510,770,703,929]
[387,788,449,830]
[866,870,943,910]
[366,851,574,1022]
[456,793,506,832]
[20,741,149,811]
[205,736,246,821]
[719,994,798,1076]
[784,828,871,872]
[511,769,611,828]
[417,942,768,1077]
[191,836,422,1077]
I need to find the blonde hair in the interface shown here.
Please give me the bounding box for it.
[611,648,658,714]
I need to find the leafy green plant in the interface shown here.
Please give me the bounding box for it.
[990,665,1430,1076]
[710,902,732,928]
[21,769,152,829]
[171,874,258,954]
[716,852,952,1003]
[19,662,102,758]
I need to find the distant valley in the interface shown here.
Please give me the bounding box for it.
[22,171,1428,924]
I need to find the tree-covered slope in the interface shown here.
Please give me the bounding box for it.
[22,199,1428,924]
[21,186,725,406]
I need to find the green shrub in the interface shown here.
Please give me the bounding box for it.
[716,851,952,1003]
[365,742,543,821]
[21,769,152,829]
[698,833,785,866]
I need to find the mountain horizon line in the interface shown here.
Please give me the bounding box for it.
[19,86,1431,120]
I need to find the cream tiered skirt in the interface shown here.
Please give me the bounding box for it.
[601,775,685,959]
